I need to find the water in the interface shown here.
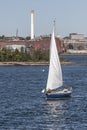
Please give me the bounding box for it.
[61,54,87,63]
[0,56,87,130]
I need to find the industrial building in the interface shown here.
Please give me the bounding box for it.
[63,33,87,53]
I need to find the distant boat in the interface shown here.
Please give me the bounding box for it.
[42,27,72,99]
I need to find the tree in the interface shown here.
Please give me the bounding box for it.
[0,48,50,62]
[68,44,74,49]
[78,46,84,50]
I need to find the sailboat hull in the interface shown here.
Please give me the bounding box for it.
[46,91,72,99]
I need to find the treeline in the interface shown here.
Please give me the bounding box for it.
[0,48,49,62]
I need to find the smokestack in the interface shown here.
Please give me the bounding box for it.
[31,10,34,40]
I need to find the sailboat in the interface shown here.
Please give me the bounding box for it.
[42,27,72,99]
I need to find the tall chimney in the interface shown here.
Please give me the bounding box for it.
[31,10,34,40]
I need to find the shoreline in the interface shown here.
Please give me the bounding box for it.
[0,53,86,66]
[0,61,76,66]
[0,62,48,66]
[61,53,87,56]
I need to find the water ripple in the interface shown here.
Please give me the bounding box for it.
[0,64,87,129]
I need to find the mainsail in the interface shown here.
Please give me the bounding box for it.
[46,28,63,91]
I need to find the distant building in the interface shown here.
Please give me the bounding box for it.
[69,33,84,40]
[67,49,87,54]
[5,44,26,52]
[0,36,63,52]
[63,33,87,53]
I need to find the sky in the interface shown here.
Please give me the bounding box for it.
[0,0,87,37]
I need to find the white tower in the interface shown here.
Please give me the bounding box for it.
[31,10,34,40]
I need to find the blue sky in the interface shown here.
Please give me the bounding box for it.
[0,0,87,37]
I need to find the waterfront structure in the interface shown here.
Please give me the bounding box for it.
[0,36,63,53]
[69,33,84,40]
[63,33,87,53]
[67,49,87,53]
[31,10,34,40]
[5,44,26,52]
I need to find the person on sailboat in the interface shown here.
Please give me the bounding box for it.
[46,89,52,93]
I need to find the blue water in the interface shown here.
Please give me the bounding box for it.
[61,54,87,63]
[0,56,87,130]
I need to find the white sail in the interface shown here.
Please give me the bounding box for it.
[46,28,63,91]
